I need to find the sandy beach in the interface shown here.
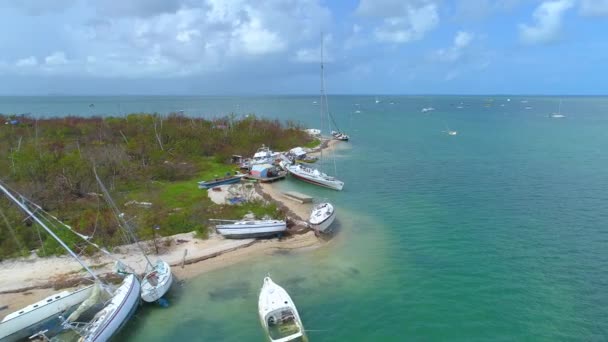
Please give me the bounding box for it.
[0,138,342,318]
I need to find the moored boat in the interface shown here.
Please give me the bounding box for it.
[309,202,336,233]
[198,173,245,189]
[331,130,349,141]
[286,164,344,191]
[258,277,306,342]
[213,217,287,239]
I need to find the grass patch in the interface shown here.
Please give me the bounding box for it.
[303,138,321,149]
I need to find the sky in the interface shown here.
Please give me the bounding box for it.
[0,0,607,95]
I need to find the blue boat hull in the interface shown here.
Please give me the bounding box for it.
[198,176,242,189]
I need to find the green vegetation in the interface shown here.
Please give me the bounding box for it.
[0,113,313,260]
[303,138,321,149]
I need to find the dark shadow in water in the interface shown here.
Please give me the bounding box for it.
[208,281,253,301]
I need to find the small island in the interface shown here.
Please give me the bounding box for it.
[0,112,329,310]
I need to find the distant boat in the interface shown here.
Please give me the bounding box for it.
[421,107,435,113]
[198,173,244,189]
[375,97,380,104]
[550,99,566,118]
[309,202,336,233]
[331,130,349,141]
[443,122,458,136]
[354,110,361,114]
[525,106,533,110]
[212,215,287,239]
[258,277,306,342]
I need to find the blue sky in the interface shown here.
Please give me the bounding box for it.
[0,0,607,95]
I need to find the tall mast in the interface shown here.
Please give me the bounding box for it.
[320,32,325,162]
[0,183,103,284]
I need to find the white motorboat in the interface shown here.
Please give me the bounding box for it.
[375,96,380,104]
[258,277,306,342]
[286,164,344,191]
[0,286,95,342]
[67,274,141,342]
[252,145,277,165]
[213,217,287,238]
[309,202,336,233]
[141,260,174,303]
[421,107,435,113]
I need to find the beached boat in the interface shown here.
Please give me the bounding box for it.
[65,274,140,342]
[212,216,287,239]
[309,202,336,233]
[0,286,95,342]
[252,145,277,165]
[198,173,245,189]
[331,130,349,141]
[286,164,344,191]
[94,171,174,305]
[0,183,141,342]
[258,277,306,342]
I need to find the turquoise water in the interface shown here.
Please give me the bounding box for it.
[3,96,608,340]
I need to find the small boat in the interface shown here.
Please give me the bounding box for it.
[258,277,306,342]
[550,99,566,118]
[0,286,95,342]
[375,97,380,104]
[443,122,458,136]
[309,202,336,233]
[252,145,277,165]
[285,164,344,191]
[421,107,435,113]
[331,130,349,141]
[198,173,245,189]
[140,260,173,303]
[212,215,287,239]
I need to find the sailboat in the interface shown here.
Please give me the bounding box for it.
[258,276,306,342]
[0,183,141,342]
[94,170,174,305]
[550,99,566,118]
[286,34,345,191]
[442,122,458,136]
[309,202,336,233]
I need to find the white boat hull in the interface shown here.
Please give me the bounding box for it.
[81,274,141,342]
[258,277,305,342]
[0,286,95,342]
[287,165,344,191]
[310,207,336,233]
[141,260,174,303]
[216,221,287,239]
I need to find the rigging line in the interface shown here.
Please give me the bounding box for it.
[0,182,107,287]
[93,168,154,268]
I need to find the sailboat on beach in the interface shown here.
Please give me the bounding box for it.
[285,34,345,191]
[94,170,174,305]
[0,182,140,342]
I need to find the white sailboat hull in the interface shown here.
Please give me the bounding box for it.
[0,286,95,342]
[141,260,174,303]
[309,203,336,234]
[216,221,287,239]
[81,274,140,342]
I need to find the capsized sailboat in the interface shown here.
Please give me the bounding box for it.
[94,170,174,304]
[0,183,141,342]
[258,277,306,342]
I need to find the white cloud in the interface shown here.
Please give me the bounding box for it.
[45,51,68,65]
[293,35,333,63]
[519,0,574,45]
[435,31,474,62]
[580,0,608,16]
[356,0,439,44]
[16,56,38,67]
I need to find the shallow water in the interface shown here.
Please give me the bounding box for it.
[3,95,608,340]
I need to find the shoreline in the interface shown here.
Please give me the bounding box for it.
[0,138,343,318]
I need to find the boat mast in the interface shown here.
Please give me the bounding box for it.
[0,183,103,284]
[320,32,338,176]
[93,169,154,268]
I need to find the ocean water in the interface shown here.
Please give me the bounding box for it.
[3,96,608,341]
